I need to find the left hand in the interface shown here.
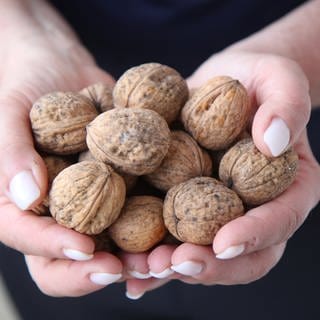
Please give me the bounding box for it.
[123,50,320,299]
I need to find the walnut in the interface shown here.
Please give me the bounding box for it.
[163,177,244,245]
[219,138,299,206]
[49,161,126,235]
[181,76,250,150]
[86,108,171,175]
[109,196,166,253]
[92,230,117,253]
[80,82,114,113]
[113,62,189,124]
[145,130,212,191]
[32,155,72,215]
[30,92,98,155]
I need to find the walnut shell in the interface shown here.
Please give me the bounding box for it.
[30,92,98,155]
[163,177,244,245]
[113,62,189,124]
[145,130,212,191]
[109,196,166,253]
[86,108,171,175]
[49,161,126,235]
[32,155,72,215]
[181,76,250,150]
[219,138,299,205]
[80,82,114,113]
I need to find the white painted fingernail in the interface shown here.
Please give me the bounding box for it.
[90,273,122,286]
[9,170,40,210]
[171,261,203,276]
[128,270,152,279]
[126,291,144,300]
[263,118,290,156]
[149,268,174,279]
[63,248,93,261]
[216,244,245,260]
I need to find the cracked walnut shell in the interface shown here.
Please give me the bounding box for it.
[49,161,126,235]
[163,177,244,245]
[86,108,171,175]
[219,138,299,206]
[113,62,189,124]
[181,76,250,150]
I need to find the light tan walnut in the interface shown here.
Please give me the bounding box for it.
[86,108,171,175]
[113,62,189,124]
[49,161,126,235]
[30,92,98,155]
[219,138,299,206]
[163,177,244,245]
[181,76,250,150]
[145,130,212,191]
[109,196,166,253]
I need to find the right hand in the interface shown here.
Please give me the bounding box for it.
[0,21,123,297]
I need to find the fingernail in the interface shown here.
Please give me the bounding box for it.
[171,261,203,276]
[9,170,40,210]
[216,244,245,260]
[263,118,290,156]
[126,291,144,300]
[90,272,122,286]
[63,248,93,261]
[149,268,174,279]
[128,270,152,279]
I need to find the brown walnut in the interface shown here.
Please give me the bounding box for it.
[219,138,299,206]
[145,130,212,191]
[86,108,171,175]
[30,92,98,155]
[109,196,166,253]
[181,76,250,150]
[163,177,244,245]
[49,161,126,235]
[113,62,189,124]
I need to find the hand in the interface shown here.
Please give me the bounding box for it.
[124,50,320,298]
[0,23,123,297]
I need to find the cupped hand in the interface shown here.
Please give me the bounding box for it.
[125,50,320,298]
[0,29,123,296]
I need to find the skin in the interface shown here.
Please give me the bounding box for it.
[0,0,319,297]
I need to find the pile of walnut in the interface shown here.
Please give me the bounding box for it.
[29,62,299,253]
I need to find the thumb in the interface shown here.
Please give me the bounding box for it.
[0,92,47,210]
[251,58,311,157]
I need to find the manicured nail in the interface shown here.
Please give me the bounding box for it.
[126,291,144,300]
[171,261,203,276]
[263,118,290,157]
[128,270,152,279]
[63,248,93,261]
[149,268,174,279]
[90,272,122,286]
[9,170,40,210]
[216,244,245,260]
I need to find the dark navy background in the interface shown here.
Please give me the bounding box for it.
[1,1,320,319]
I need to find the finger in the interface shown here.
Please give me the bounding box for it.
[251,57,311,156]
[0,201,95,260]
[170,242,285,285]
[119,251,151,279]
[25,252,123,297]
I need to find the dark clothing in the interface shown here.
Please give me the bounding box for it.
[1,1,320,319]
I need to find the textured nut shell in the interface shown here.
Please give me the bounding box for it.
[145,130,212,191]
[86,108,171,175]
[181,76,250,150]
[113,62,189,123]
[163,177,244,245]
[32,155,71,215]
[49,161,126,235]
[30,92,98,155]
[109,196,166,253]
[80,82,114,113]
[219,138,299,205]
